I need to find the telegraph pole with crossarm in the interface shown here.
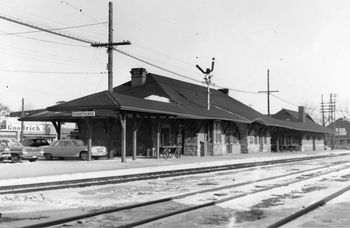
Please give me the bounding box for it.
[91,2,131,92]
[258,69,279,116]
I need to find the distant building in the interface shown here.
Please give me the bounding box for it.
[326,118,350,149]
[271,107,328,151]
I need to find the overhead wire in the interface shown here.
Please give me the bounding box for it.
[271,94,298,107]
[0,30,90,47]
[0,11,314,110]
[0,41,104,66]
[0,14,94,44]
[114,47,204,84]
[59,0,101,22]
[0,69,106,75]
[0,22,107,36]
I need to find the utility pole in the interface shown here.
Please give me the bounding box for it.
[258,69,279,116]
[91,2,131,92]
[108,1,113,92]
[321,93,337,149]
[321,94,325,126]
[20,98,24,142]
[196,58,215,110]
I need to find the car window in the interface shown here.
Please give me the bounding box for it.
[55,141,66,147]
[65,141,75,147]
[74,140,84,146]
[22,139,31,146]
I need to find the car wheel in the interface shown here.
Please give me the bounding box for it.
[29,158,38,162]
[44,153,53,160]
[11,154,20,163]
[80,151,88,160]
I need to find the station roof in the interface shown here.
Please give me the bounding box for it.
[24,70,332,134]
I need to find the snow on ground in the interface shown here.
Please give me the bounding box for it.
[216,168,350,227]
[1,151,350,227]
[0,156,342,215]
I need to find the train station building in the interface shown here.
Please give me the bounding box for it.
[20,68,333,162]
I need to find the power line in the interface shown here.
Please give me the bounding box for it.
[114,47,204,84]
[271,94,298,107]
[0,42,104,66]
[0,31,90,47]
[0,69,107,75]
[0,12,261,94]
[0,12,307,105]
[0,22,107,36]
[0,14,93,44]
[59,0,101,22]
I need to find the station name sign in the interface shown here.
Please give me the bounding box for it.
[72,111,95,117]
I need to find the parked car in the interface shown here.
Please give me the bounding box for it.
[0,138,44,162]
[22,138,50,147]
[0,143,11,163]
[42,139,107,160]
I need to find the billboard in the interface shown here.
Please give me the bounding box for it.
[0,117,54,139]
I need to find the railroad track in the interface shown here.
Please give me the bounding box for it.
[1,153,349,195]
[267,182,350,227]
[20,161,350,228]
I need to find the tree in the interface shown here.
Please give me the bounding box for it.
[0,102,10,117]
[300,102,322,124]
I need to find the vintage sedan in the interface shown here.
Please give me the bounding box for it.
[42,139,107,160]
[0,138,43,162]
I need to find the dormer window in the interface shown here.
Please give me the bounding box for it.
[145,95,170,103]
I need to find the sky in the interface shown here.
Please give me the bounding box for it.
[1,0,350,118]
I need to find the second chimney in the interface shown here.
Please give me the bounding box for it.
[298,106,305,123]
[218,88,229,95]
[130,68,147,87]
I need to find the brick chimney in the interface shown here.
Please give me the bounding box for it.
[298,106,305,122]
[218,88,229,95]
[130,68,147,87]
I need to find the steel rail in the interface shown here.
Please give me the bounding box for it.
[114,165,350,228]
[1,153,348,195]
[267,184,350,227]
[19,163,350,228]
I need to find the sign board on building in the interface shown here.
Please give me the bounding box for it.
[72,111,95,117]
[0,117,54,141]
[0,131,18,139]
